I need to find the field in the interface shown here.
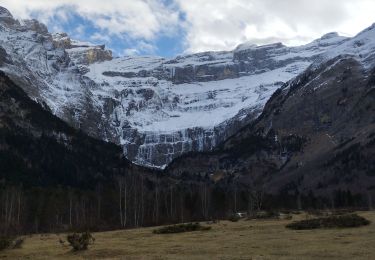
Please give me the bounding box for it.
[1,211,375,259]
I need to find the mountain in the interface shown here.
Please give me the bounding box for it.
[0,6,349,168]
[0,5,374,231]
[0,70,152,188]
[0,70,211,233]
[165,25,375,200]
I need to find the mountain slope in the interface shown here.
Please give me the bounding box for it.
[0,70,153,188]
[0,6,349,168]
[0,71,201,233]
[165,48,375,199]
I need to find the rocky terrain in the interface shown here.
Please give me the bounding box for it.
[0,6,350,168]
[166,24,375,197]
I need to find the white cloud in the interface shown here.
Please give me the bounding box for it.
[122,41,158,56]
[1,0,375,55]
[74,25,85,35]
[137,41,157,54]
[90,32,111,43]
[175,0,375,53]
[123,48,139,56]
[0,0,180,40]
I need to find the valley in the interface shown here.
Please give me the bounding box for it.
[1,211,374,259]
[0,5,374,245]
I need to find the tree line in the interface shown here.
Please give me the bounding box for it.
[0,172,371,236]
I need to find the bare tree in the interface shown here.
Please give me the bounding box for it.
[118,177,123,227]
[123,175,127,228]
[68,188,73,227]
[96,184,102,222]
[368,191,373,210]
[153,179,160,224]
[200,183,210,219]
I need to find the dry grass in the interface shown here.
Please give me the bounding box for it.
[1,211,375,259]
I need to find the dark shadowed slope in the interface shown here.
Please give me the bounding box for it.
[0,71,153,188]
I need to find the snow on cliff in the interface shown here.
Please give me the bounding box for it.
[0,6,374,168]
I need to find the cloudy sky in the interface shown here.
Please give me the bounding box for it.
[1,0,375,57]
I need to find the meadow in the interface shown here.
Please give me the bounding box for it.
[1,211,374,260]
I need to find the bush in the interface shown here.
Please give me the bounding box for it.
[286,214,370,230]
[0,237,13,251]
[12,238,24,249]
[153,223,211,234]
[67,232,95,251]
[330,209,355,215]
[228,215,241,222]
[0,236,24,251]
[247,211,280,220]
[256,211,280,219]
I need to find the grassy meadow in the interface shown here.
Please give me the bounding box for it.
[1,211,374,260]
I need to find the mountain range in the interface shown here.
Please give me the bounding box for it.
[0,6,359,169]
[0,6,374,229]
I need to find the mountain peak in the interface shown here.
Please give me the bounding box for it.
[234,42,257,52]
[0,6,12,18]
[0,6,19,27]
[321,32,339,40]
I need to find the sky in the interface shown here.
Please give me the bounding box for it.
[1,0,375,57]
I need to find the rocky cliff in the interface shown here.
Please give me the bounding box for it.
[0,6,360,168]
[165,24,375,197]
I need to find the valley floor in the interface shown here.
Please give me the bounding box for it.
[1,211,375,260]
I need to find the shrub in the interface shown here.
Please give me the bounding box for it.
[330,209,355,215]
[228,215,241,222]
[256,211,280,219]
[286,214,370,230]
[67,232,95,251]
[247,211,280,220]
[0,236,24,251]
[0,237,13,251]
[12,238,24,249]
[153,223,211,234]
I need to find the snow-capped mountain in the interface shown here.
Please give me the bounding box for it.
[1,6,374,168]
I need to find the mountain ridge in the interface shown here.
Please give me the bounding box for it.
[165,54,375,199]
[0,6,374,233]
[0,6,358,168]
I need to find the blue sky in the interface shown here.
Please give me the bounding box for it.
[38,6,186,57]
[2,0,375,57]
[26,1,186,57]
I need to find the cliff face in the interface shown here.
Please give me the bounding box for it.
[165,50,375,196]
[1,6,367,169]
[82,33,348,168]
